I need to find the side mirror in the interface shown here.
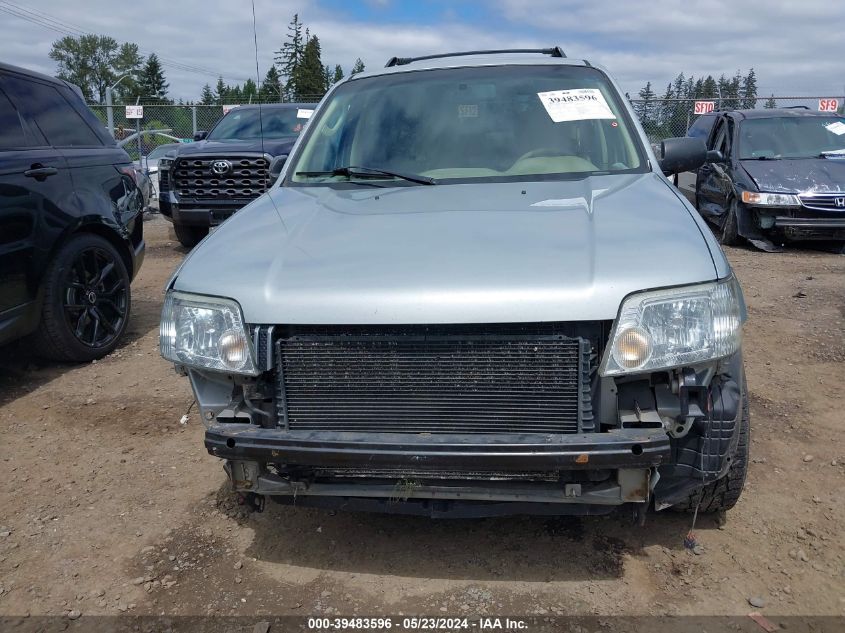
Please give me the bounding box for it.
[269,155,288,182]
[193,130,208,141]
[658,137,707,175]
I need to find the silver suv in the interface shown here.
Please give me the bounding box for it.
[160,48,748,520]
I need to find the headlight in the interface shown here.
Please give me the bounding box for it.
[741,191,799,207]
[600,277,744,376]
[160,291,257,375]
[158,157,173,171]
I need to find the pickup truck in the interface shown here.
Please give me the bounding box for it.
[158,103,316,247]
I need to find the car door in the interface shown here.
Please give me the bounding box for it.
[696,116,733,222]
[0,77,72,339]
[676,114,716,204]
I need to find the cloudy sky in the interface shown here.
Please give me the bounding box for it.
[1,0,843,102]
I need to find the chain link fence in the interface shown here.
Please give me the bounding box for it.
[89,95,844,159]
[88,97,325,159]
[629,96,844,144]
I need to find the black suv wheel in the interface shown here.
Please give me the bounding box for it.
[32,234,131,361]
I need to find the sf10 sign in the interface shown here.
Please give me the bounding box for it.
[694,101,716,115]
[125,105,144,119]
[818,98,839,112]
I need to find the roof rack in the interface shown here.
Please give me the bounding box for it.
[384,47,566,68]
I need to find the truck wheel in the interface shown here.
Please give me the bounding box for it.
[32,233,131,362]
[718,199,740,246]
[674,376,750,514]
[173,223,208,248]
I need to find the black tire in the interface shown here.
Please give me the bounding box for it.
[32,233,131,362]
[675,375,750,514]
[718,199,740,246]
[173,223,208,248]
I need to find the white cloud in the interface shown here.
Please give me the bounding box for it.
[1,0,841,102]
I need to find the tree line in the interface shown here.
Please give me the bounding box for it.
[630,69,774,137]
[48,14,364,106]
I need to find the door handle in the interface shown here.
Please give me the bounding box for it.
[24,165,59,181]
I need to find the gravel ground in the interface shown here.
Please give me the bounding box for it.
[0,214,843,625]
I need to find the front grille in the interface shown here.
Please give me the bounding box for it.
[798,193,845,211]
[275,325,593,435]
[173,155,269,201]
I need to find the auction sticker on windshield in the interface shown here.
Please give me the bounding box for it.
[825,121,845,135]
[537,88,616,123]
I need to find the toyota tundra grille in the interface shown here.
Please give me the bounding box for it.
[274,325,594,435]
[172,155,269,201]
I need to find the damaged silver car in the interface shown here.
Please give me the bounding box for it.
[160,48,748,519]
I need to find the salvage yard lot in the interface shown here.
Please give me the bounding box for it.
[0,215,843,620]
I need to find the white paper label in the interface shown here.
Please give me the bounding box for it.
[297,108,314,119]
[125,105,143,119]
[537,89,616,123]
[824,121,845,135]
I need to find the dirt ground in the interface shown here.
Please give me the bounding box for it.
[0,214,843,626]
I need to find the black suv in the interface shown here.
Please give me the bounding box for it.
[0,62,144,361]
[678,108,845,250]
[158,103,316,247]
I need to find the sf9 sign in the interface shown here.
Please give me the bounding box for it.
[818,98,839,112]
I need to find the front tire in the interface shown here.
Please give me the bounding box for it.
[32,234,131,362]
[675,376,750,513]
[173,223,208,248]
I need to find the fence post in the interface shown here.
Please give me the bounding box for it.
[192,106,197,136]
[105,88,114,138]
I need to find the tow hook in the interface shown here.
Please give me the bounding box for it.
[238,492,266,513]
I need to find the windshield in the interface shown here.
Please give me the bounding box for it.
[288,65,645,185]
[207,107,310,140]
[739,116,845,159]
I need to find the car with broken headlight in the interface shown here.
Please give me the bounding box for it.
[677,108,845,250]
[160,48,748,519]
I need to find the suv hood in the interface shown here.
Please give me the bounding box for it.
[741,158,845,193]
[174,173,718,324]
[176,137,297,157]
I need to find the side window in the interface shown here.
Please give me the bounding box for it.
[688,114,715,139]
[709,119,727,153]
[0,88,28,149]
[2,75,101,147]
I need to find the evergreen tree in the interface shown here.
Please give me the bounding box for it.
[764,94,777,109]
[260,66,282,102]
[292,34,326,99]
[243,78,258,102]
[137,53,169,103]
[658,82,674,130]
[741,68,758,109]
[332,64,344,84]
[701,75,718,99]
[323,64,331,91]
[350,58,365,76]
[199,83,215,105]
[215,76,227,104]
[275,14,305,100]
[635,82,657,138]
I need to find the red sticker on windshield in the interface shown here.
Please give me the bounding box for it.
[611,121,618,127]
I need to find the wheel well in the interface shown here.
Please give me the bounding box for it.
[67,223,134,277]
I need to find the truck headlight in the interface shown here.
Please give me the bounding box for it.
[160,291,258,375]
[600,277,744,376]
[741,191,799,207]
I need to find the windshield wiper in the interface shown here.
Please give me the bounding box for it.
[819,149,845,158]
[741,156,780,161]
[297,165,436,185]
